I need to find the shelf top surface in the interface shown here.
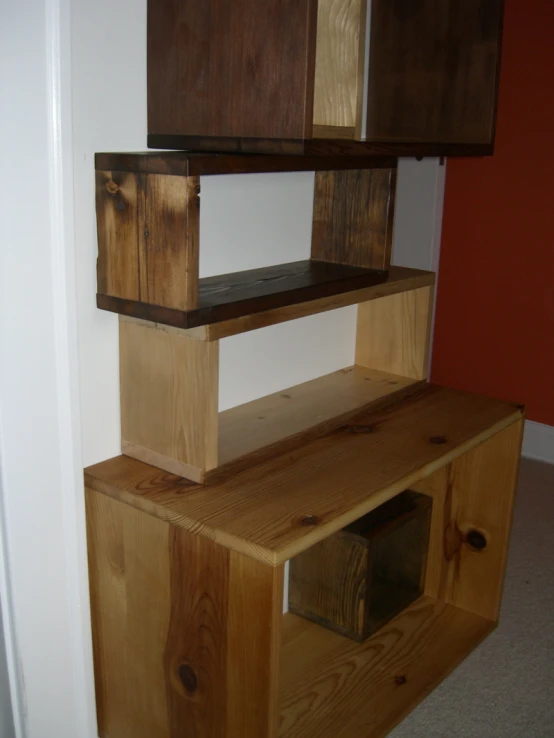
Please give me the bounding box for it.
[85,384,522,566]
[98,264,435,334]
[95,150,398,176]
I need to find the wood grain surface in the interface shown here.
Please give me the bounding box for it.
[147,133,494,158]
[99,260,390,329]
[312,168,396,270]
[95,151,397,177]
[313,0,367,132]
[119,318,219,482]
[366,0,504,144]
[96,170,200,311]
[280,597,495,737]
[147,0,317,140]
[86,489,283,738]
[356,286,434,380]
[85,386,523,566]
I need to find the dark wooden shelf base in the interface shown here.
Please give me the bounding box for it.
[147,134,493,159]
[97,260,389,329]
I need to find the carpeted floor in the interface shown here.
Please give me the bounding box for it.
[390,457,554,738]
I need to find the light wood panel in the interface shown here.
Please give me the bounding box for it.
[217,366,423,480]
[356,286,434,380]
[86,488,282,738]
[311,168,396,271]
[96,170,200,311]
[180,266,435,341]
[313,0,368,134]
[119,317,219,483]
[86,387,523,566]
[280,597,494,738]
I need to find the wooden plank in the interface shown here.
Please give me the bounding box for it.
[139,174,200,311]
[313,0,367,132]
[280,597,495,738]
[312,168,396,271]
[96,170,140,301]
[226,553,283,738]
[216,366,423,480]
[119,318,219,482]
[147,0,317,140]
[366,0,504,144]
[85,488,171,738]
[148,133,495,157]
[85,386,523,566]
[356,286,434,380]
[440,420,524,621]
[95,151,397,177]
[97,264,433,332]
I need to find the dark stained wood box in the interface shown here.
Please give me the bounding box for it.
[289,490,432,641]
[147,0,504,155]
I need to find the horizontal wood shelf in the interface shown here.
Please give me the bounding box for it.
[95,151,397,176]
[216,366,423,483]
[85,384,523,566]
[100,265,434,335]
[147,134,494,159]
[280,596,495,737]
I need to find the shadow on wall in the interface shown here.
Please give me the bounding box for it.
[0,597,15,738]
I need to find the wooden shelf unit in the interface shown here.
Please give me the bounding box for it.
[118,269,435,484]
[85,386,523,737]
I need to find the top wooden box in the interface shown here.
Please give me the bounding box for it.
[147,0,504,156]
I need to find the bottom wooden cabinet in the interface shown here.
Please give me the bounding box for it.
[85,386,523,738]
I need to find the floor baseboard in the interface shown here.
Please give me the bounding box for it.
[522,420,554,464]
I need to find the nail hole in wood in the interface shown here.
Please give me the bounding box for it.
[430,435,448,445]
[466,529,487,551]
[178,663,198,693]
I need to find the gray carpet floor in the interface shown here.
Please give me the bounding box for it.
[390,457,554,737]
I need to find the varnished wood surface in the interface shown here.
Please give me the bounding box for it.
[119,318,219,483]
[280,596,495,737]
[96,170,200,311]
[312,168,396,271]
[313,0,367,132]
[86,489,283,738]
[95,151,397,176]
[98,266,434,334]
[147,0,317,140]
[99,260,389,329]
[367,0,504,144]
[85,385,523,566]
[147,133,494,158]
[216,366,423,482]
[356,286,434,380]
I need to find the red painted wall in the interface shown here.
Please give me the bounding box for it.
[431,0,554,426]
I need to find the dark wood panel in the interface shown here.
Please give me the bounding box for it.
[147,0,317,140]
[312,169,396,270]
[367,0,504,144]
[97,260,388,329]
[95,151,397,177]
[147,133,494,158]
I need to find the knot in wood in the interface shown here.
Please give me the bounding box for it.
[346,425,375,435]
[395,675,407,686]
[430,435,448,445]
[106,179,119,195]
[299,515,320,527]
[466,529,487,551]
[178,663,198,693]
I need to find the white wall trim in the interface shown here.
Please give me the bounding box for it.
[522,421,554,464]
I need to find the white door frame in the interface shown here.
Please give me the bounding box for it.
[0,1,96,736]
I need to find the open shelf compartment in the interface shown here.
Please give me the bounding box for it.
[119,273,435,485]
[84,386,523,737]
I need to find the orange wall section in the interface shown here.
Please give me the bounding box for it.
[431,0,554,427]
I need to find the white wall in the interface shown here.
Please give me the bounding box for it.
[0,1,445,736]
[0,598,15,738]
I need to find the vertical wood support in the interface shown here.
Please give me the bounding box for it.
[86,489,284,738]
[119,317,219,483]
[355,285,434,380]
[96,170,200,311]
[311,167,396,271]
[413,419,524,622]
